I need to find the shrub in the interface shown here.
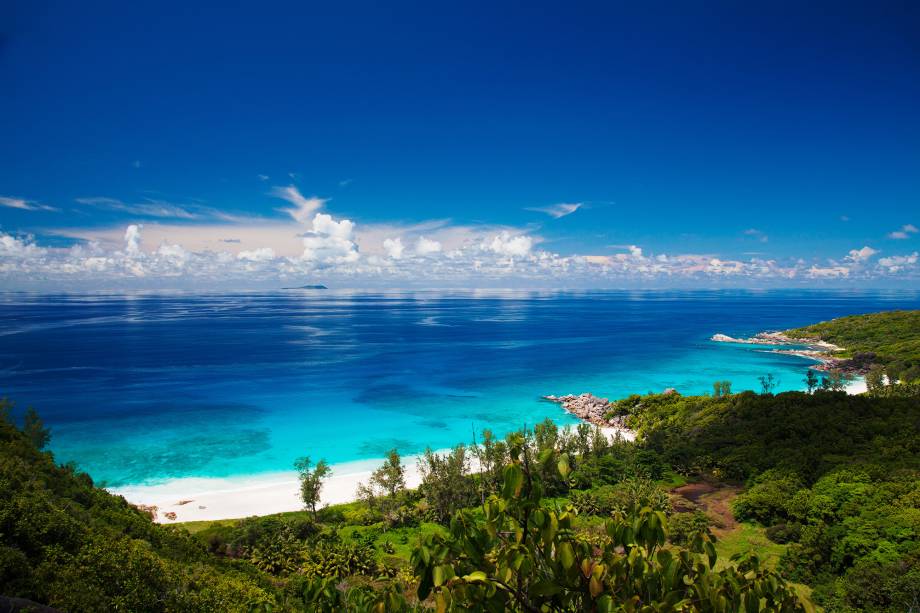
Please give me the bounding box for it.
[571,479,671,517]
[731,470,804,525]
[668,511,711,546]
[765,522,802,544]
[301,540,378,578]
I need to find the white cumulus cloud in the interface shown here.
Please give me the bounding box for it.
[0,233,46,258]
[845,246,877,262]
[301,213,359,264]
[383,238,404,259]
[485,232,533,257]
[878,252,919,272]
[124,225,143,255]
[415,236,442,255]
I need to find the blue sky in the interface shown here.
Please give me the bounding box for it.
[1,1,919,288]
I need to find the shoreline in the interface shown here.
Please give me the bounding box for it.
[711,328,868,394]
[710,330,869,376]
[113,335,865,525]
[113,426,634,523]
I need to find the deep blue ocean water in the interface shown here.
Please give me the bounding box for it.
[1,289,918,487]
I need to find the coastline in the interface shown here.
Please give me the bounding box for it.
[112,454,428,524]
[711,328,868,393]
[113,330,867,524]
[710,330,866,376]
[113,426,634,523]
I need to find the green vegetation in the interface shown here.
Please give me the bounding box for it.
[3,388,918,612]
[786,310,920,381]
[411,434,801,612]
[0,399,276,611]
[612,389,920,612]
[712,380,732,398]
[1,311,918,611]
[295,456,331,519]
[2,401,806,612]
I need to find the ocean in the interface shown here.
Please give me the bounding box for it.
[1,289,918,488]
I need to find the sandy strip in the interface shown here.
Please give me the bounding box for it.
[112,455,427,523]
[844,375,867,395]
[112,426,635,524]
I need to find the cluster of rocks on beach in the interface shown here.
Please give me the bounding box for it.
[542,393,628,429]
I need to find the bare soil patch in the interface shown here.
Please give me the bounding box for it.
[671,480,742,535]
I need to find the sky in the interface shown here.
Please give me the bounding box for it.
[1,1,919,289]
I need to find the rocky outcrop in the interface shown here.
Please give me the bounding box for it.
[133,504,158,521]
[710,331,844,352]
[543,393,626,428]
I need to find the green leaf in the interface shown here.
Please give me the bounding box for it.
[558,453,571,479]
[463,571,489,584]
[502,464,524,498]
[596,595,613,612]
[558,541,575,570]
[532,509,545,528]
[433,564,454,586]
[417,571,433,601]
[704,541,717,569]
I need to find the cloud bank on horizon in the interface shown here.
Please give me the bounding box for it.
[0,185,917,289]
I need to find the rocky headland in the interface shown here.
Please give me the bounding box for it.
[710,331,871,375]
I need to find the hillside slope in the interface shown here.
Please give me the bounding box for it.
[785,309,920,364]
[0,400,275,612]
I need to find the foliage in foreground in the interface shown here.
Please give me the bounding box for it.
[410,435,802,612]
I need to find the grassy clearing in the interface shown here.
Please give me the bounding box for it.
[713,522,785,570]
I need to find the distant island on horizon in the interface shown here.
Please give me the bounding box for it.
[281,284,328,290]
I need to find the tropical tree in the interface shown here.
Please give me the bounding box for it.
[418,445,477,523]
[22,407,50,450]
[803,369,819,394]
[294,455,331,518]
[372,448,406,498]
[472,428,508,501]
[759,373,777,395]
[826,370,849,392]
[865,364,886,395]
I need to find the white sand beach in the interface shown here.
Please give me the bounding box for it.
[114,375,869,524]
[112,427,634,523]
[112,376,869,524]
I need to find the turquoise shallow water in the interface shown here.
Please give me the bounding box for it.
[0,289,917,487]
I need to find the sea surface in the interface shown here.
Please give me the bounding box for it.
[1,289,918,487]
